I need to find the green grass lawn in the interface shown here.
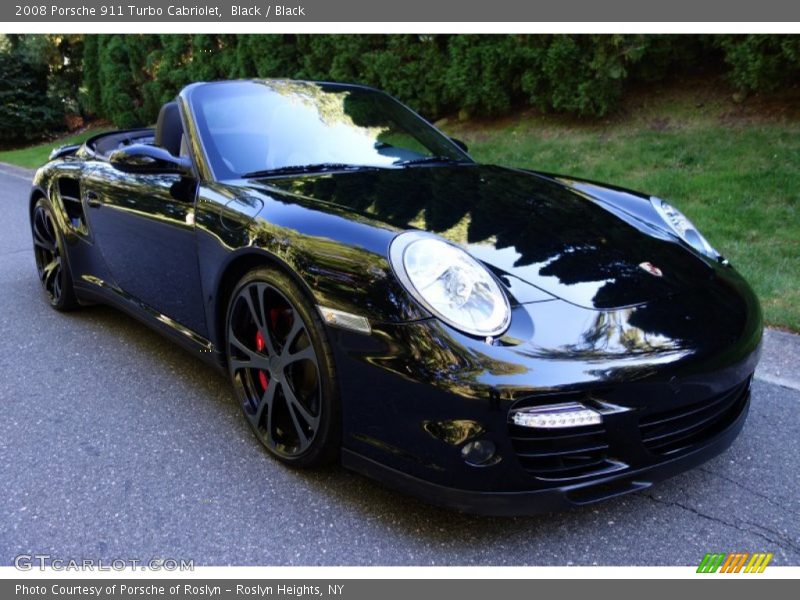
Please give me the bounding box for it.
[445,91,799,331]
[1,89,797,330]
[0,128,108,169]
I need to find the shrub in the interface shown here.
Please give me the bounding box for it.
[716,35,800,92]
[0,49,62,146]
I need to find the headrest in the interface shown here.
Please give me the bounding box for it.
[155,101,183,157]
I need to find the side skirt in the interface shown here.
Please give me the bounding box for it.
[75,275,226,372]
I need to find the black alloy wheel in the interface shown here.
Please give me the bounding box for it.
[226,268,339,466]
[32,198,78,311]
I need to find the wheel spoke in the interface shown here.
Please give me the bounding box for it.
[281,312,317,367]
[283,381,319,430]
[34,209,46,235]
[229,356,270,373]
[283,344,316,366]
[285,395,310,447]
[39,211,55,242]
[33,227,54,251]
[53,272,61,300]
[252,381,276,431]
[283,315,303,353]
[40,211,51,236]
[243,284,277,356]
[34,210,55,248]
[42,256,60,288]
[229,332,271,371]
[242,285,264,329]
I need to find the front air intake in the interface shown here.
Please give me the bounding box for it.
[508,394,626,483]
[639,379,751,456]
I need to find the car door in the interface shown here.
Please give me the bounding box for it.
[81,161,208,338]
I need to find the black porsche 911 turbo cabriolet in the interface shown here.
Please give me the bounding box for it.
[29,79,761,515]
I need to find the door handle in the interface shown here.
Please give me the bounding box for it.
[85,191,101,208]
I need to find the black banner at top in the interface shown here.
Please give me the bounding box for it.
[4,0,800,22]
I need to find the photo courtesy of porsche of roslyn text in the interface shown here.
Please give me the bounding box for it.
[0,33,798,567]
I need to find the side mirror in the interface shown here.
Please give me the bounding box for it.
[450,137,469,153]
[109,144,192,176]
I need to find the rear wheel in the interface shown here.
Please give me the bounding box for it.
[225,267,339,467]
[31,197,78,311]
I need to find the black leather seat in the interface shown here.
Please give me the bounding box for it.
[155,101,183,156]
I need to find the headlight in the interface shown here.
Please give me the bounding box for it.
[389,232,511,337]
[650,197,720,260]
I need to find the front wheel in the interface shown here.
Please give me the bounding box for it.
[31,197,79,311]
[225,267,340,467]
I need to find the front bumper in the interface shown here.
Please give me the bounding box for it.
[327,265,762,514]
[342,382,750,516]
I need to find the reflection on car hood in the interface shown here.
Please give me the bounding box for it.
[249,164,713,310]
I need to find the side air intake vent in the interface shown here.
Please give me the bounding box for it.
[57,178,87,234]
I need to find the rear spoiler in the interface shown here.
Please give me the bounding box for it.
[48,144,81,161]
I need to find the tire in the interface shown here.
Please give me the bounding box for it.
[31,197,79,311]
[225,266,340,467]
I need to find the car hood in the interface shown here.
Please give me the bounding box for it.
[247,164,713,310]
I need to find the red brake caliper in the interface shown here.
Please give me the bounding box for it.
[255,330,269,390]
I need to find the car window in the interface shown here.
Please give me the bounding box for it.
[188,80,470,179]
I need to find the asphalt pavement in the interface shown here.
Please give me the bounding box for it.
[1,163,798,566]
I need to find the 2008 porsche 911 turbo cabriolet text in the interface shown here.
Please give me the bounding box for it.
[29,80,762,515]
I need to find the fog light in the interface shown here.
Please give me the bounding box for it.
[461,440,497,466]
[511,402,602,429]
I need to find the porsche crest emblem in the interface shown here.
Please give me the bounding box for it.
[639,261,663,277]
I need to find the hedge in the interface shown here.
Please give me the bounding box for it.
[83,34,676,125]
[3,34,800,136]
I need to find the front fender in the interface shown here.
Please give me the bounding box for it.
[194,182,431,352]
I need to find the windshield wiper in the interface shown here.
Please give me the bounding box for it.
[242,163,377,178]
[395,156,470,167]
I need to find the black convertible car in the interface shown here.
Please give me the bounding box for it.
[29,80,761,515]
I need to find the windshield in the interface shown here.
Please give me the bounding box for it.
[187,80,471,180]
